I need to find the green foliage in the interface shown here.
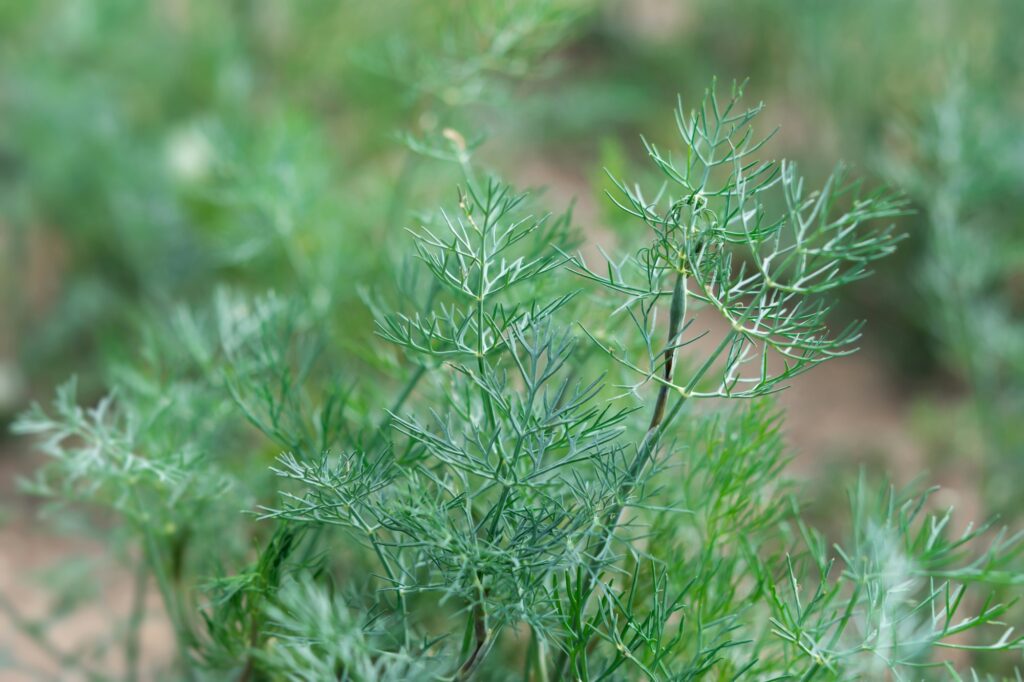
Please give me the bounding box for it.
[5,2,1024,680]
[8,78,1022,681]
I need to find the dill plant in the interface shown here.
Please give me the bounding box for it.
[9,82,1024,681]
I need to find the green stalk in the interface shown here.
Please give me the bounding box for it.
[553,272,738,680]
[370,281,440,448]
[132,490,196,681]
[486,376,539,540]
[452,165,497,679]
[373,363,428,445]
[124,558,148,682]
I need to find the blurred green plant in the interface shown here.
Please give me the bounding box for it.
[881,67,1024,520]
[0,0,586,407]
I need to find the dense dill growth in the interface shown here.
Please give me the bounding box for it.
[7,69,1023,682]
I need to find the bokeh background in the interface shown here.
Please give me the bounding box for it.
[2,0,1022,677]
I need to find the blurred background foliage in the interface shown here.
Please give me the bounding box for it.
[1,0,1022,673]
[1,0,1021,391]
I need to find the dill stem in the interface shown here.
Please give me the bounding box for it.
[370,529,410,649]
[554,273,739,680]
[373,279,440,446]
[374,363,428,446]
[125,557,148,682]
[140,527,196,681]
[456,600,491,680]
[454,208,497,679]
[133,489,196,681]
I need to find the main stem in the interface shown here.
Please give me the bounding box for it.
[454,183,496,679]
[124,487,198,681]
[554,266,750,680]
[125,558,148,682]
[597,272,688,552]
